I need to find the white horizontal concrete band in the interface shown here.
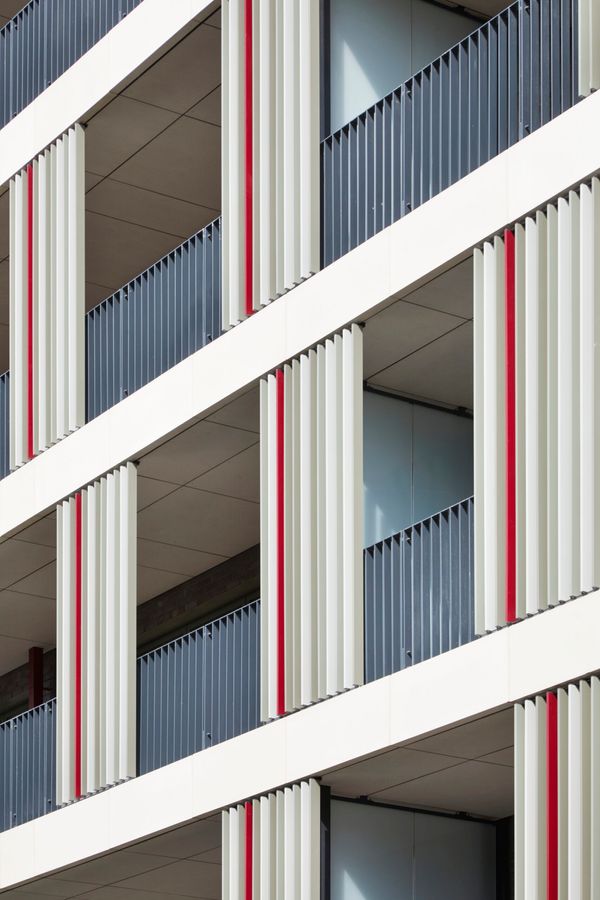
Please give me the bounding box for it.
[0,0,218,189]
[1,589,600,890]
[2,91,600,541]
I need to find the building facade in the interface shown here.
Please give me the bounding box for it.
[0,0,597,896]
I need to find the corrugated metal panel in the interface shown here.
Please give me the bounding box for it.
[0,372,8,480]
[137,599,260,777]
[0,699,56,832]
[321,0,580,267]
[0,0,143,130]
[364,497,475,683]
[86,218,222,422]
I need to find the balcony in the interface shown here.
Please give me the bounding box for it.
[0,0,144,129]
[1,698,515,898]
[0,491,475,834]
[321,0,579,266]
[0,0,583,474]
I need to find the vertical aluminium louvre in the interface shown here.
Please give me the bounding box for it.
[0,0,144,130]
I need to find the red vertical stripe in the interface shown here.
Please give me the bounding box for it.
[244,0,253,317]
[504,228,517,623]
[74,493,83,799]
[245,800,253,900]
[27,163,34,461]
[276,368,285,716]
[547,691,558,900]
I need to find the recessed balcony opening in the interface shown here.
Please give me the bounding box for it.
[82,8,222,313]
[0,5,222,376]
[0,385,260,721]
[0,259,473,725]
[325,0,509,136]
[362,258,473,549]
[324,708,513,899]
[362,259,474,678]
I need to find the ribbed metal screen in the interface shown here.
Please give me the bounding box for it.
[364,497,475,683]
[0,372,8,480]
[137,599,260,777]
[0,699,56,833]
[321,0,579,267]
[0,0,143,129]
[86,219,222,421]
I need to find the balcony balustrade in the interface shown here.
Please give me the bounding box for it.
[0,0,143,129]
[86,218,221,421]
[137,599,260,777]
[364,497,475,682]
[0,698,56,832]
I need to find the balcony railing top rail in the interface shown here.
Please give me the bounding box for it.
[0,0,143,129]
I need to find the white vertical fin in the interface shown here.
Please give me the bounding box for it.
[524,214,548,614]
[85,482,99,794]
[118,462,137,781]
[514,222,526,620]
[342,325,364,688]
[258,0,276,308]
[546,203,559,607]
[260,377,269,721]
[67,124,85,434]
[482,237,506,631]
[591,676,600,899]
[514,703,525,900]
[568,683,583,900]
[558,687,569,898]
[299,0,320,280]
[473,248,485,635]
